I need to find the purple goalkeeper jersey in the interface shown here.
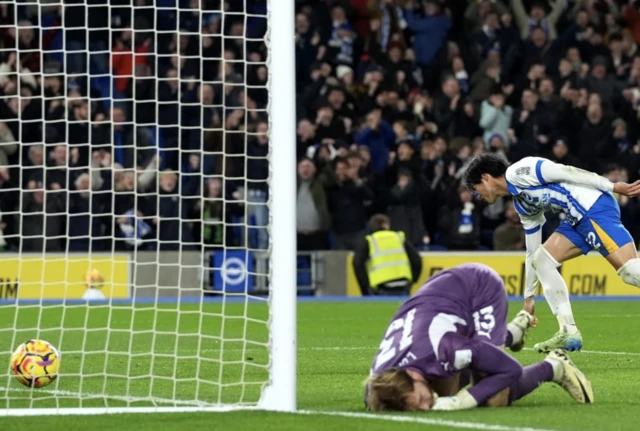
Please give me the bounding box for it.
[370,263,509,381]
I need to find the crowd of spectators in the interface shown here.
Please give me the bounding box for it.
[294,0,640,251]
[2,0,640,254]
[0,0,268,252]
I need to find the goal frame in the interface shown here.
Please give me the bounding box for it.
[0,0,297,416]
[258,0,298,413]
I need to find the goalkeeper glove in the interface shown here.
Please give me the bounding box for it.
[432,389,478,411]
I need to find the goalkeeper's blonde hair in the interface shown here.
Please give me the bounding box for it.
[364,368,415,411]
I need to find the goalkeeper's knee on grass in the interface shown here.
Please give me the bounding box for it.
[617,258,640,288]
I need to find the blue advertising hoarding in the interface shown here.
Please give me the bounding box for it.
[211,250,254,293]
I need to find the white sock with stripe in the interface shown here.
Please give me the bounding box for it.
[532,246,578,335]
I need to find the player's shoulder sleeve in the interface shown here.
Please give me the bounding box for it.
[504,157,547,192]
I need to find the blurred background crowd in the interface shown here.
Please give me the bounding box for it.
[2,0,640,253]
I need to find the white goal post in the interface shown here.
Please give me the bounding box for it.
[262,0,297,413]
[0,0,296,416]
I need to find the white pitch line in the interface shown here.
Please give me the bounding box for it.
[0,385,558,431]
[0,406,255,417]
[287,410,560,431]
[522,347,640,357]
[0,386,214,407]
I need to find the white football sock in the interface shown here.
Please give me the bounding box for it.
[617,258,640,288]
[544,357,564,383]
[532,246,578,334]
[507,323,524,344]
[507,323,523,345]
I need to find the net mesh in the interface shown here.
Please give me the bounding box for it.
[0,0,273,410]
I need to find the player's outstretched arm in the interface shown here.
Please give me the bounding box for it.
[520,214,544,326]
[523,232,541,327]
[538,159,640,196]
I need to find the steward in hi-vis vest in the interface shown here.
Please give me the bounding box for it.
[352,214,422,295]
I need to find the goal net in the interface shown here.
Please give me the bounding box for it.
[0,0,295,415]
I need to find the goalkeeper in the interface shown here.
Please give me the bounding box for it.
[365,263,593,411]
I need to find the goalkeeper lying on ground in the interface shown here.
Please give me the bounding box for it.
[364,263,593,411]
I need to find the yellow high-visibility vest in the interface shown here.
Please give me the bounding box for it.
[365,230,412,288]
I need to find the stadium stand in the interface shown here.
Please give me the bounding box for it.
[2,0,640,254]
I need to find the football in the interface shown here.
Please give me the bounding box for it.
[84,268,105,290]
[10,340,61,388]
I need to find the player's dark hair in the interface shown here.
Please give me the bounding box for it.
[365,368,415,411]
[463,153,509,189]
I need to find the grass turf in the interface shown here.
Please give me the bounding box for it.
[0,300,639,430]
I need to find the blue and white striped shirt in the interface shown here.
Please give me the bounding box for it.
[504,157,615,298]
[504,157,613,234]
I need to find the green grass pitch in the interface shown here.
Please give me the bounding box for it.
[0,300,639,430]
